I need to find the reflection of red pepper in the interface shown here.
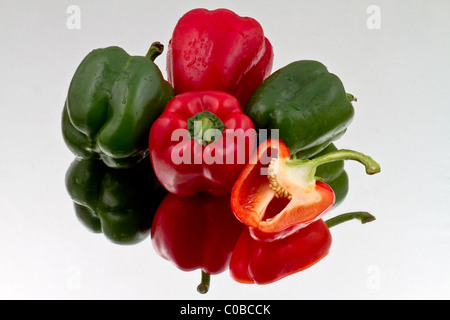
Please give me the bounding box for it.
[167,8,274,109]
[230,219,331,284]
[151,192,244,293]
[149,91,255,197]
[230,212,375,285]
[231,139,380,241]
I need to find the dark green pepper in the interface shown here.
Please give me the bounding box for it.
[65,157,167,245]
[311,143,349,207]
[62,42,174,168]
[246,60,355,159]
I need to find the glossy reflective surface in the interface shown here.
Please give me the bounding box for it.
[65,157,166,245]
[1,0,450,299]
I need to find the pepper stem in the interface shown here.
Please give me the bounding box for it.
[325,211,376,228]
[145,42,164,62]
[197,270,210,294]
[346,93,358,102]
[281,149,380,190]
[310,149,381,175]
[187,110,225,146]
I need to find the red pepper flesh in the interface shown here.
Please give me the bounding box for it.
[167,8,274,109]
[231,139,380,241]
[231,139,334,240]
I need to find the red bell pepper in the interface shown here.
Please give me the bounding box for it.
[151,192,244,293]
[149,91,255,197]
[230,219,331,284]
[231,139,380,241]
[230,211,376,285]
[167,8,274,109]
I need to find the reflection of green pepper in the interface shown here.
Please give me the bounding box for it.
[310,143,349,207]
[62,42,174,168]
[65,158,166,245]
[246,60,355,159]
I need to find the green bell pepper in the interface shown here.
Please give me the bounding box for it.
[62,42,174,168]
[246,60,355,159]
[65,157,167,245]
[311,143,349,207]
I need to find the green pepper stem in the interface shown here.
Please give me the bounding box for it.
[145,42,164,61]
[346,93,358,102]
[325,211,376,228]
[284,149,380,188]
[310,149,381,175]
[197,270,210,294]
[187,110,225,146]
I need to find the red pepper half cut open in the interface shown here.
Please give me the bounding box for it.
[231,139,380,241]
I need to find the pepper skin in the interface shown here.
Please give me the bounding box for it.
[231,139,380,241]
[151,192,245,292]
[230,219,332,285]
[62,42,174,169]
[230,211,376,285]
[167,8,274,109]
[65,157,166,245]
[246,60,355,159]
[149,91,255,197]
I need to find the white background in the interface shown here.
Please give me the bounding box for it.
[1,0,449,299]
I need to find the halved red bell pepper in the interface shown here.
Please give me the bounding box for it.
[151,192,244,293]
[167,8,274,109]
[230,211,376,285]
[231,139,380,241]
[149,91,255,197]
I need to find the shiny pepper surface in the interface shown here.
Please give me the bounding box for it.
[246,60,355,158]
[62,43,174,168]
[167,8,274,109]
[149,91,255,197]
[65,157,166,245]
[230,219,332,284]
